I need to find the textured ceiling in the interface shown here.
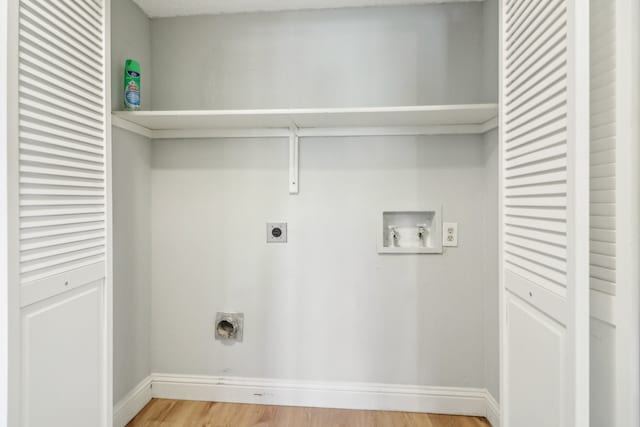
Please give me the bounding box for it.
[132,0,483,18]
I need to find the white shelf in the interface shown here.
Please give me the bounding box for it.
[111,104,498,195]
[111,104,498,139]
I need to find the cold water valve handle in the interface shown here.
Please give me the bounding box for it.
[417,224,427,244]
[388,225,399,247]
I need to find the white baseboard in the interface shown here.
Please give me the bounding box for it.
[152,373,498,420]
[113,376,152,427]
[114,374,500,426]
[484,391,500,427]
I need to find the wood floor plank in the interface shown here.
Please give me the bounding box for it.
[126,399,491,427]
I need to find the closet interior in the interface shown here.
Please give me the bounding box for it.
[111,0,500,425]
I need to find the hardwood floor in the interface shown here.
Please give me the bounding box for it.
[127,399,491,427]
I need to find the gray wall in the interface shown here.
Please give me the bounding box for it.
[112,128,151,402]
[483,128,499,401]
[482,0,498,102]
[111,0,152,403]
[150,3,490,110]
[148,3,499,390]
[151,135,491,387]
[481,0,499,403]
[112,0,152,111]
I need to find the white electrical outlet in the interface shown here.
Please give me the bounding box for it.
[443,222,458,247]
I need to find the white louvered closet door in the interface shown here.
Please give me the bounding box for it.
[589,0,617,425]
[13,0,111,426]
[500,0,589,426]
[589,1,640,426]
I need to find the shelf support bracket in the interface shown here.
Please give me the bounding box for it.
[289,125,299,194]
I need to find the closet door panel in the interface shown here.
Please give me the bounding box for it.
[21,281,104,427]
[506,292,565,427]
[500,0,589,425]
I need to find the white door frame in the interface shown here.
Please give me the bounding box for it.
[0,0,8,425]
[1,0,19,425]
[105,0,114,423]
[615,0,640,425]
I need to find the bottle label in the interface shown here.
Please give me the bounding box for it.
[125,80,140,108]
[125,90,140,105]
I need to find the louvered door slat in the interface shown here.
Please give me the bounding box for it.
[21,109,104,138]
[21,230,105,251]
[505,233,567,256]
[507,172,567,189]
[504,0,569,292]
[591,189,615,203]
[20,98,104,131]
[507,71,567,117]
[505,160,566,180]
[20,165,104,180]
[590,176,615,190]
[21,213,105,229]
[20,86,105,123]
[507,21,567,80]
[505,184,566,198]
[19,23,101,75]
[590,228,616,243]
[591,136,615,153]
[506,142,567,167]
[505,116,566,146]
[63,0,103,28]
[21,239,105,262]
[589,0,616,297]
[506,0,561,60]
[20,75,104,113]
[591,164,614,178]
[505,0,535,34]
[505,225,567,246]
[20,253,105,283]
[20,120,103,147]
[19,64,102,105]
[20,142,103,164]
[505,215,567,233]
[19,43,103,91]
[21,0,102,55]
[19,177,104,189]
[590,202,615,217]
[84,0,103,14]
[507,1,565,68]
[54,0,102,39]
[507,40,565,93]
[591,240,616,256]
[17,0,106,290]
[20,197,104,207]
[20,132,104,155]
[506,195,568,207]
[20,188,103,197]
[20,223,105,241]
[19,153,104,172]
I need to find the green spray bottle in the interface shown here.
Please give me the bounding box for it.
[124,59,141,110]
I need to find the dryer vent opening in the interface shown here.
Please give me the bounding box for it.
[216,320,236,338]
[215,312,244,342]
